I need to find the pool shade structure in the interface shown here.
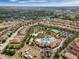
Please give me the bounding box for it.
[51,29,60,35]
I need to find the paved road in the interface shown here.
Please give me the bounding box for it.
[50,37,69,59]
[0,26,24,59]
[0,22,70,59]
[0,23,34,59]
[0,26,24,52]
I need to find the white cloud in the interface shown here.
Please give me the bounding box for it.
[18,0,48,3]
[10,0,18,2]
[62,0,79,6]
[1,0,79,6]
[17,0,79,6]
[18,1,26,3]
[28,0,47,2]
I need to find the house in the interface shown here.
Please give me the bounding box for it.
[64,41,79,59]
[64,52,77,59]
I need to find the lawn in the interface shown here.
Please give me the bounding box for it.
[75,35,79,41]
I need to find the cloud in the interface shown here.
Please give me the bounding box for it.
[16,0,79,6]
[18,0,48,3]
[10,0,18,2]
[28,0,48,2]
[62,0,79,6]
[1,0,79,6]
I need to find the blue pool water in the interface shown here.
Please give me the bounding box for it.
[41,37,56,43]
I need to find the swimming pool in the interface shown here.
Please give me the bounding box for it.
[41,37,56,43]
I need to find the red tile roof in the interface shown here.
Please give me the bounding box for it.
[64,52,77,59]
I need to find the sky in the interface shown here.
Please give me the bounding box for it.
[0,0,79,6]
